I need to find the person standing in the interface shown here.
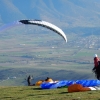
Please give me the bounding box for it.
[93,54,99,71]
[92,54,100,79]
[27,75,32,86]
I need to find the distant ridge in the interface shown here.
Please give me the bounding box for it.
[0,0,100,27]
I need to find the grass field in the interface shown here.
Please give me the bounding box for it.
[0,86,100,100]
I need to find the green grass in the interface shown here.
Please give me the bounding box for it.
[0,86,100,100]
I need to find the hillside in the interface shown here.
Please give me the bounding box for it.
[0,0,100,27]
[0,0,100,86]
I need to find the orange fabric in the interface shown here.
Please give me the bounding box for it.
[46,78,53,82]
[35,80,43,86]
[35,78,54,86]
[68,84,91,93]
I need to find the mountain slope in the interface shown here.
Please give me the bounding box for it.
[0,0,26,23]
[0,0,100,27]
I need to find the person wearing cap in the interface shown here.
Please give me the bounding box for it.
[92,54,100,79]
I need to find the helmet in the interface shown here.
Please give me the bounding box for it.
[94,54,98,57]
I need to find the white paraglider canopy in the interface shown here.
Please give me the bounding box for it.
[19,19,67,42]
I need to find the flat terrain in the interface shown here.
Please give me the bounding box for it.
[0,26,100,86]
[0,86,100,100]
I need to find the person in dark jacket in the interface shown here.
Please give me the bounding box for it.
[92,54,100,80]
[27,75,32,86]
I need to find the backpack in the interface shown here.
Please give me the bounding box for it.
[98,61,100,67]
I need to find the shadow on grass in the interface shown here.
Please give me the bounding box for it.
[0,96,12,99]
[32,87,43,90]
[60,92,68,94]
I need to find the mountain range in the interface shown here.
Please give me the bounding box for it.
[0,0,100,28]
[0,0,100,86]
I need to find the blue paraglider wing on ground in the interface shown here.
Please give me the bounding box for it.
[41,80,100,89]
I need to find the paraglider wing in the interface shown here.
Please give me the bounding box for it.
[19,20,67,42]
[41,80,100,89]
